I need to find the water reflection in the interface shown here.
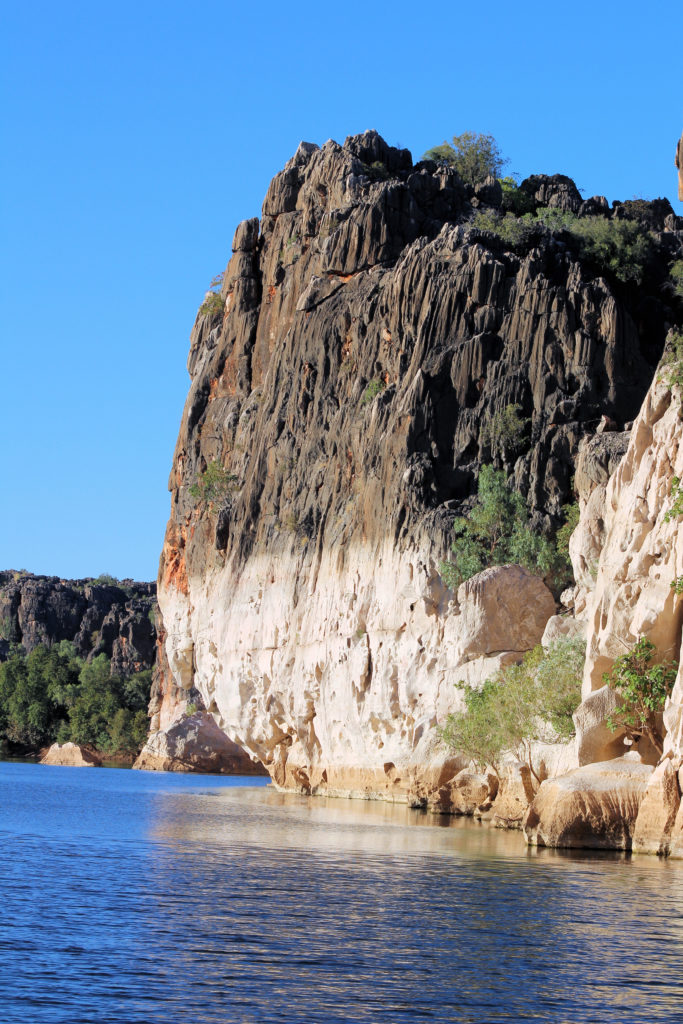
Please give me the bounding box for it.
[3,765,683,1024]
[142,784,683,1024]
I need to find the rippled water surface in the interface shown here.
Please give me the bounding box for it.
[3,762,683,1023]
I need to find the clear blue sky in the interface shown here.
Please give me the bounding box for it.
[1,0,681,582]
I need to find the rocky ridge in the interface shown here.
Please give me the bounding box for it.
[0,570,156,677]
[146,129,682,807]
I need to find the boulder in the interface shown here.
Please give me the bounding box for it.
[487,762,536,828]
[455,565,556,661]
[428,767,498,815]
[40,742,102,767]
[574,684,628,765]
[523,755,653,850]
[541,615,585,648]
[134,711,267,775]
[633,759,681,855]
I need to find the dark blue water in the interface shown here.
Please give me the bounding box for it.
[2,762,683,1023]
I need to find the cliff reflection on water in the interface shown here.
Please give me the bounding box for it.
[3,764,683,1024]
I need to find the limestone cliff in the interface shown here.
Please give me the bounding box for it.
[150,130,682,799]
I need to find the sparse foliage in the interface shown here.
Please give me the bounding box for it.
[499,176,535,215]
[423,132,508,185]
[439,638,585,779]
[473,207,656,284]
[200,272,225,320]
[664,476,683,523]
[659,329,683,398]
[480,403,529,462]
[670,260,683,299]
[604,637,677,755]
[361,378,386,405]
[556,502,580,562]
[190,460,238,512]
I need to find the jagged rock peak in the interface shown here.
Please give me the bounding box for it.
[152,129,682,799]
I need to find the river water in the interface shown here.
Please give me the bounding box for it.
[2,762,683,1023]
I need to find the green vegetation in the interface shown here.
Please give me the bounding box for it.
[471,209,533,248]
[664,476,683,523]
[439,638,585,780]
[361,160,390,182]
[361,378,387,405]
[670,259,683,299]
[659,329,683,398]
[471,207,656,284]
[480,403,529,462]
[200,272,225,320]
[671,576,683,596]
[556,502,580,562]
[94,573,120,587]
[190,460,238,512]
[499,176,535,215]
[0,643,150,755]
[423,132,508,185]
[440,466,568,589]
[604,637,677,755]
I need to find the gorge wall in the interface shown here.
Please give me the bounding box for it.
[149,130,682,800]
[0,570,156,677]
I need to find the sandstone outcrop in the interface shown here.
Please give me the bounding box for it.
[425,766,498,816]
[133,711,266,774]
[523,755,653,850]
[0,571,156,678]
[571,363,683,767]
[632,758,681,855]
[156,130,681,800]
[40,742,102,767]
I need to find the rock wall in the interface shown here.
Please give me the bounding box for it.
[571,364,683,767]
[152,130,681,800]
[0,570,156,677]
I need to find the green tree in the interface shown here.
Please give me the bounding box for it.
[441,466,559,588]
[480,403,529,463]
[555,502,580,562]
[439,638,585,780]
[604,637,677,755]
[670,259,683,299]
[200,271,225,320]
[423,131,508,185]
[189,460,238,512]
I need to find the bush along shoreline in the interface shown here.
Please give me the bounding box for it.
[0,642,151,763]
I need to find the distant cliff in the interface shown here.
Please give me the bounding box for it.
[0,571,156,676]
[149,130,682,799]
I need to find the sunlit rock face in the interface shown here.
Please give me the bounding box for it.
[152,130,678,798]
[572,370,683,767]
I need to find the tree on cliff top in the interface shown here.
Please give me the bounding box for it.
[423,132,508,185]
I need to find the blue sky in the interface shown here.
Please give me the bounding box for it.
[1,0,681,582]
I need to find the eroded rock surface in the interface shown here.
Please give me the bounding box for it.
[41,742,102,767]
[570,366,683,767]
[0,571,156,678]
[134,711,266,774]
[523,756,653,850]
[156,131,681,799]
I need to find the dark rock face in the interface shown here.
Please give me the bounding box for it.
[0,571,156,677]
[152,129,683,794]
[163,129,682,588]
